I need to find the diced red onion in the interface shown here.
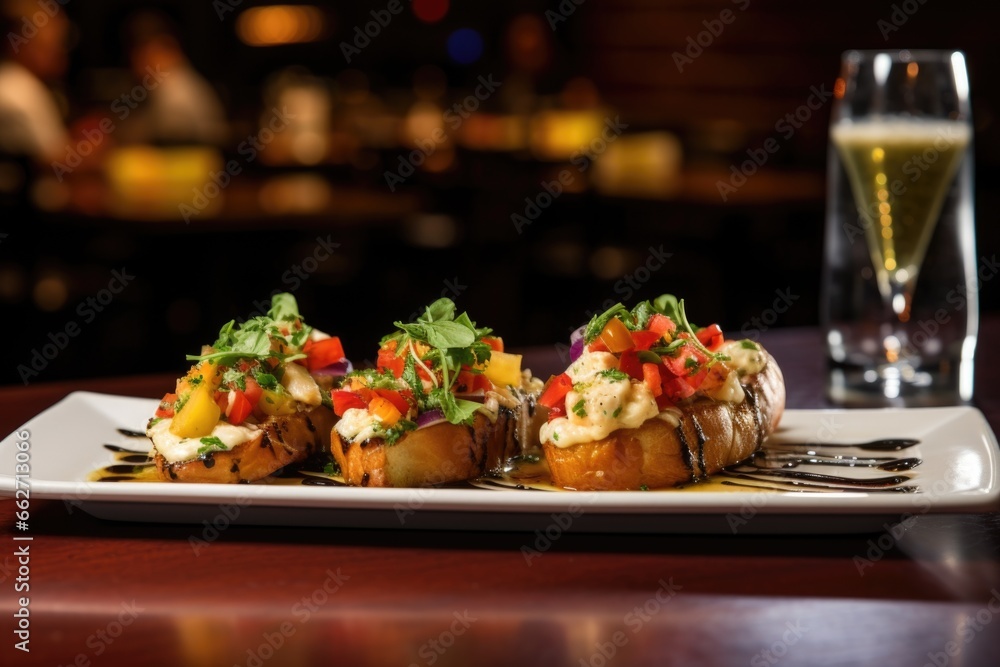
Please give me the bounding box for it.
[569,325,586,362]
[415,408,446,429]
[311,359,353,377]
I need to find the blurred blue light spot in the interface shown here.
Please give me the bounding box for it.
[447,28,483,64]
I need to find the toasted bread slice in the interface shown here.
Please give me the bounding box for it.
[153,406,336,483]
[330,408,519,487]
[542,352,784,490]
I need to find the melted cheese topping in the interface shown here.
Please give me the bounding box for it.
[719,340,767,376]
[147,418,259,464]
[335,407,379,444]
[540,351,659,448]
[281,362,322,406]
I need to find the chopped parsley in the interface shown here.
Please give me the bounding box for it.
[741,340,759,350]
[373,419,418,445]
[553,432,560,442]
[323,460,341,476]
[612,405,623,419]
[197,436,227,455]
[572,399,587,418]
[639,484,649,491]
[598,368,630,383]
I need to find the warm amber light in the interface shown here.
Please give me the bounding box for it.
[236,5,324,46]
[907,62,919,78]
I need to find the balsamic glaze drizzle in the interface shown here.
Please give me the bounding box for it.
[94,426,926,495]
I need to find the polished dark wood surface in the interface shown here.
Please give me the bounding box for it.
[2,325,999,666]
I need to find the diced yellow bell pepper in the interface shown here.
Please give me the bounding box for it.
[258,388,297,416]
[169,380,221,438]
[483,351,523,388]
[176,360,222,396]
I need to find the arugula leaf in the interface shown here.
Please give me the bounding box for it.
[423,320,476,349]
[424,298,456,322]
[268,292,301,322]
[426,388,481,425]
[652,294,682,323]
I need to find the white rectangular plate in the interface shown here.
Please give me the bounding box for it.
[1,392,998,533]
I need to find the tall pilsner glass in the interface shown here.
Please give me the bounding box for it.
[822,50,977,406]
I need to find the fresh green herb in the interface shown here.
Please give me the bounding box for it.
[186,293,311,367]
[685,357,699,370]
[253,370,278,390]
[553,432,560,442]
[651,339,686,356]
[320,388,332,409]
[630,300,655,330]
[740,340,759,350]
[380,298,493,426]
[612,405,623,418]
[189,375,203,386]
[639,484,649,491]
[323,460,341,476]
[147,417,163,428]
[222,367,246,391]
[583,303,633,343]
[598,368,630,382]
[636,350,661,364]
[197,436,227,455]
[374,419,417,445]
[572,399,587,418]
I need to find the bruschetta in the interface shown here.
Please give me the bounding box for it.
[147,293,346,483]
[329,298,540,486]
[537,295,785,490]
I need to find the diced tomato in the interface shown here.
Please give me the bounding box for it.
[546,403,566,422]
[663,377,696,401]
[685,366,709,391]
[215,391,230,413]
[374,388,410,415]
[538,373,573,409]
[226,391,253,425]
[304,337,346,372]
[630,330,662,351]
[642,363,663,397]
[662,345,708,378]
[599,317,635,353]
[376,342,405,378]
[647,314,676,337]
[617,349,643,380]
[242,376,263,406]
[455,370,492,394]
[587,338,609,353]
[155,393,177,419]
[368,396,402,427]
[332,390,367,417]
[483,336,504,352]
[696,323,725,351]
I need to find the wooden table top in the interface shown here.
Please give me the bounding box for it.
[2,325,999,666]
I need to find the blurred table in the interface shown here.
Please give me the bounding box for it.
[2,324,999,666]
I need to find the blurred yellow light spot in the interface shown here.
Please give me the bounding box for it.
[872,147,885,162]
[879,202,891,214]
[875,173,887,185]
[877,189,889,201]
[885,257,897,271]
[880,214,892,225]
[907,62,919,78]
[34,276,67,312]
[236,5,324,46]
[882,227,893,239]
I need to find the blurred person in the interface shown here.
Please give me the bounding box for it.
[121,11,226,146]
[0,0,69,162]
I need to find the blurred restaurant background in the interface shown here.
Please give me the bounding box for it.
[1,0,999,384]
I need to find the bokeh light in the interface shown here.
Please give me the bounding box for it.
[447,28,483,64]
[236,5,325,46]
[413,0,449,24]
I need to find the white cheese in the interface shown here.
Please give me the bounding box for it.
[335,407,379,444]
[147,418,259,464]
[719,340,767,376]
[541,351,659,448]
[705,369,745,403]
